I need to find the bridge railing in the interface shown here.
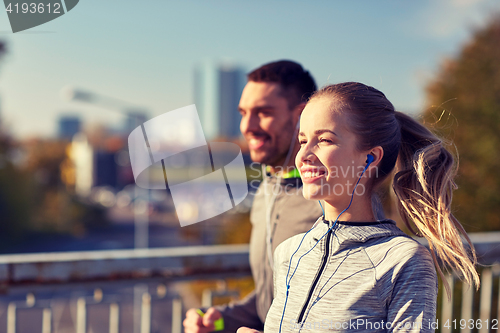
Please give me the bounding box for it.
[0,232,499,333]
[0,244,250,333]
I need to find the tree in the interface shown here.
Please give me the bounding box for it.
[424,15,500,232]
[0,40,35,247]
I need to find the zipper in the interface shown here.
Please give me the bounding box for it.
[296,226,333,324]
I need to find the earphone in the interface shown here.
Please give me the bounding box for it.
[279,154,374,332]
[366,154,374,165]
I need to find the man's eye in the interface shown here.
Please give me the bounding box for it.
[299,140,307,145]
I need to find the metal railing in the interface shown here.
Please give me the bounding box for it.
[0,232,499,333]
[0,244,250,333]
[439,265,500,333]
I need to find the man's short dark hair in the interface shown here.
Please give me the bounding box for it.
[247,60,317,109]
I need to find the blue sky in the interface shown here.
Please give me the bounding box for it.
[0,0,499,138]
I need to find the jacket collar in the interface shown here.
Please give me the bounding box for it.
[310,217,406,250]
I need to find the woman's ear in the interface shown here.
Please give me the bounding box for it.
[367,146,384,170]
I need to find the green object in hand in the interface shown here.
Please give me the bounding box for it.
[196,309,224,331]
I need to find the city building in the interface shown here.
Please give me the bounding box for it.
[194,62,246,139]
[71,132,93,196]
[123,110,147,135]
[58,115,81,140]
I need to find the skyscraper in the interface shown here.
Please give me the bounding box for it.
[123,110,147,135]
[58,115,81,140]
[194,62,246,139]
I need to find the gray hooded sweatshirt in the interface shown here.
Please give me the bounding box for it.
[265,219,438,333]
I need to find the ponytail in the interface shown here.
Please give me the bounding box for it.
[393,111,479,295]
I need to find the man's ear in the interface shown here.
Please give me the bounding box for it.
[292,102,306,122]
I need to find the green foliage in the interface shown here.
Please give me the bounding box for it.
[424,15,500,232]
[0,137,108,251]
[0,136,33,247]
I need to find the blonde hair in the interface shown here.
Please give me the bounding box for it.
[311,82,479,295]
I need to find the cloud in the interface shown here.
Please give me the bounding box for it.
[413,0,499,39]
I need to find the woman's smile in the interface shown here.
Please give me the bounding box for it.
[299,166,327,183]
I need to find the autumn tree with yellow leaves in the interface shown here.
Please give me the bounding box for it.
[424,15,500,232]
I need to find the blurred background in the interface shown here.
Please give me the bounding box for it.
[0,1,499,332]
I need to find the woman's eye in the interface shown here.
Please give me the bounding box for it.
[319,138,333,143]
[299,140,307,145]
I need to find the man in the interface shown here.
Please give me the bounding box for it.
[184,60,323,333]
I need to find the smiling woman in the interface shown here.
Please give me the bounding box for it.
[264,82,479,333]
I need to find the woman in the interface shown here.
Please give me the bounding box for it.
[263,82,479,332]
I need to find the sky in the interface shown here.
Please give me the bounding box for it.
[0,0,499,139]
